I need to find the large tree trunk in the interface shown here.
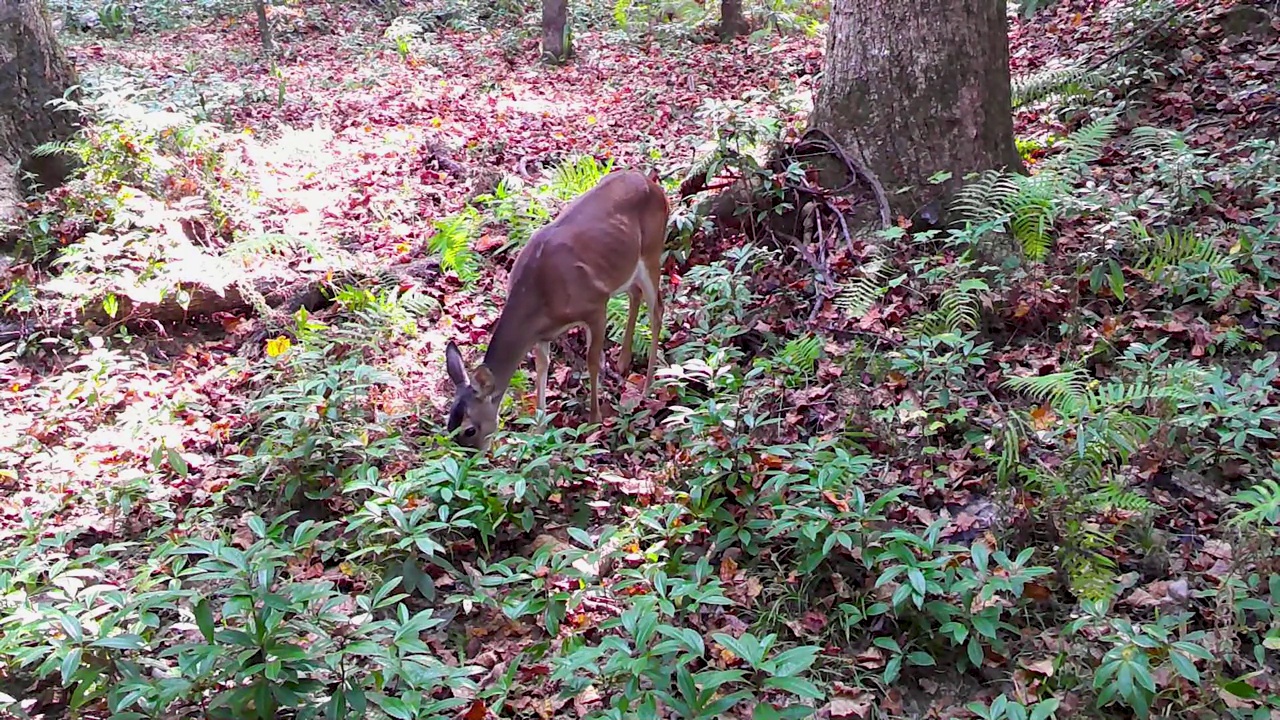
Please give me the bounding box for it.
[540,0,571,64]
[718,0,749,41]
[252,0,274,55]
[0,0,80,223]
[809,0,1021,226]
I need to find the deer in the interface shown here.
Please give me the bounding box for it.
[443,169,670,451]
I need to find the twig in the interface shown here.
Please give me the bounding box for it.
[825,199,855,253]
[811,210,829,323]
[773,228,834,324]
[1085,4,1185,73]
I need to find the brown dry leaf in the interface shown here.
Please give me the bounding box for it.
[826,688,873,719]
[718,645,739,666]
[823,490,851,513]
[1029,404,1057,430]
[1022,582,1052,602]
[719,554,739,583]
[573,685,602,717]
[1020,657,1055,677]
[854,646,886,669]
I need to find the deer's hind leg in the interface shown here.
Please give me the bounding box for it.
[618,285,642,377]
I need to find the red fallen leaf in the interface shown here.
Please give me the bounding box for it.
[474,234,503,253]
[459,699,487,720]
[518,664,551,682]
[801,610,827,634]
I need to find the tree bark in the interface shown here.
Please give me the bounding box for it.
[252,0,273,55]
[718,0,749,41]
[809,0,1022,225]
[540,0,571,64]
[0,0,81,223]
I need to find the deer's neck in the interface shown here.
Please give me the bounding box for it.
[480,309,537,400]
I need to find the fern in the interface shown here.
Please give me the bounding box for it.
[1011,64,1106,107]
[1004,363,1202,476]
[1129,125,1192,158]
[780,334,822,371]
[835,257,894,317]
[1003,367,1091,409]
[997,419,1023,483]
[225,232,325,261]
[605,294,653,360]
[951,116,1118,261]
[1131,223,1245,303]
[911,278,988,337]
[1063,544,1119,603]
[951,171,1062,261]
[1038,114,1118,173]
[1214,325,1248,355]
[547,154,615,201]
[1088,481,1157,513]
[430,208,482,285]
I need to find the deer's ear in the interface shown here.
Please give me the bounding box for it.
[472,364,497,399]
[445,341,469,388]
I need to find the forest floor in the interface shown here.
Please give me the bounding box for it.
[2,0,1280,719]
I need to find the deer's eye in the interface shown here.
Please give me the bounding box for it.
[464,427,477,438]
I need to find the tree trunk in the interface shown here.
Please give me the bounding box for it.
[252,0,274,55]
[718,0,749,41]
[0,0,81,223]
[540,0,571,64]
[809,0,1021,226]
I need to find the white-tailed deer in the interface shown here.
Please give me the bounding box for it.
[444,169,670,451]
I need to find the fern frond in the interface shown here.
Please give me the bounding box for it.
[399,290,441,318]
[605,294,652,358]
[1039,115,1119,173]
[951,170,1022,225]
[1011,64,1107,107]
[1134,224,1216,274]
[835,258,893,317]
[1089,482,1158,513]
[429,208,482,285]
[906,277,988,337]
[1216,325,1247,354]
[1064,551,1119,602]
[1129,125,1190,157]
[547,155,614,200]
[781,334,823,369]
[226,232,324,261]
[1003,368,1090,408]
[1008,175,1063,261]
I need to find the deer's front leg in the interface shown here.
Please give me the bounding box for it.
[534,341,550,416]
[585,312,606,424]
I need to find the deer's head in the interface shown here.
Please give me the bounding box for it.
[444,341,499,450]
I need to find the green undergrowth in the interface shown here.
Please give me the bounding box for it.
[5,0,1280,718]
